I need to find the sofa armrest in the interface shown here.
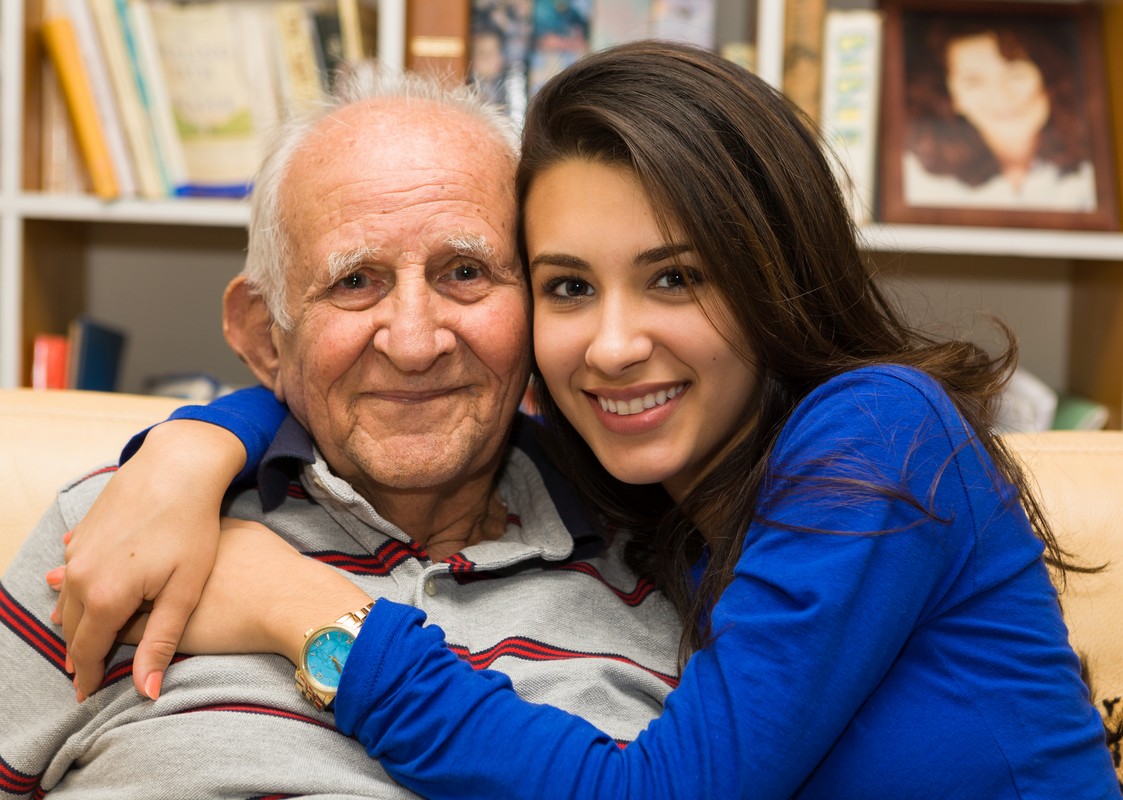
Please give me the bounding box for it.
[0,388,186,573]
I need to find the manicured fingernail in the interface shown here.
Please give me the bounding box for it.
[62,530,72,545]
[65,654,73,674]
[144,672,163,701]
[45,567,64,589]
[50,606,59,624]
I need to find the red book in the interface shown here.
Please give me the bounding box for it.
[32,334,70,390]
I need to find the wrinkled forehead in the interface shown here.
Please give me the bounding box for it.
[306,98,515,180]
[281,99,519,257]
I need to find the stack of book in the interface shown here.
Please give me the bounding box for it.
[32,317,127,392]
[36,0,377,200]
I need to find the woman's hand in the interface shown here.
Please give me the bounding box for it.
[52,420,247,700]
[118,519,371,667]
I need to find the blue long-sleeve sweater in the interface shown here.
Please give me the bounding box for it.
[137,366,1120,798]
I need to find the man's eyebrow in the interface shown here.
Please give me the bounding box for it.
[326,246,381,284]
[447,233,495,260]
[529,244,693,272]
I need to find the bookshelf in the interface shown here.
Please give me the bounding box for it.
[2,0,1123,426]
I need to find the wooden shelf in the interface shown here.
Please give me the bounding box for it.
[861,225,1123,262]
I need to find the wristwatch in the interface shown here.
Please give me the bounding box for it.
[295,602,374,711]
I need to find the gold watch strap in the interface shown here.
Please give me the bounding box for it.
[296,602,374,710]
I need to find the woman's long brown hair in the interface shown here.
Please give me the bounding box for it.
[517,40,1071,669]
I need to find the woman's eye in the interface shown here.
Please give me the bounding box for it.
[547,278,594,298]
[653,267,702,290]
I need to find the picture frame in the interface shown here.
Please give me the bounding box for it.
[879,0,1118,231]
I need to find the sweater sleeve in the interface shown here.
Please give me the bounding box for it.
[119,385,287,485]
[334,369,984,799]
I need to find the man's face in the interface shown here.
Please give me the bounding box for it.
[271,99,529,499]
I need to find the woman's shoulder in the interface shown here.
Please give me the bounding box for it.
[799,364,957,418]
[777,365,971,458]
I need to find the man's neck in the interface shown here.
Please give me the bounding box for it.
[352,473,508,563]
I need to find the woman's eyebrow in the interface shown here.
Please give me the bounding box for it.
[635,243,692,266]
[530,244,693,273]
[529,252,589,272]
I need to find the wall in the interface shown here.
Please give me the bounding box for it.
[85,224,254,394]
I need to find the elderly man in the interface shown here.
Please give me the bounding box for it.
[0,65,678,798]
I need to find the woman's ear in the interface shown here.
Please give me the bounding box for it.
[223,276,282,393]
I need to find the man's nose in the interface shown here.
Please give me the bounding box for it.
[371,284,456,372]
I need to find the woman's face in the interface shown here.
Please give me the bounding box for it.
[945,32,1049,157]
[526,159,758,501]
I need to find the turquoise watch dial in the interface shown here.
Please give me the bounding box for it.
[303,628,355,691]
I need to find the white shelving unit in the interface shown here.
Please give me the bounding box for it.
[2,0,1122,422]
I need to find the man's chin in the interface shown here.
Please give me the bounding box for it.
[337,429,498,490]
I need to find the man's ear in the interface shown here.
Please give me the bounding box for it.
[223,276,283,393]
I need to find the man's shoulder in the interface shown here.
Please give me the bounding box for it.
[54,463,119,528]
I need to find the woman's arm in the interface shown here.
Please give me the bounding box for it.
[56,385,287,700]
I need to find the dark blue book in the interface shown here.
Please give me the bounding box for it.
[67,316,127,392]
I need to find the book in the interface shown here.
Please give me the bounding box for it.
[273,1,328,113]
[125,0,190,195]
[1104,1,1123,229]
[144,371,234,401]
[40,14,119,199]
[819,9,882,226]
[406,0,471,84]
[336,0,380,63]
[62,0,139,197]
[1053,394,1110,431]
[588,0,650,51]
[470,0,533,123]
[311,4,347,89]
[649,0,714,49]
[782,0,827,124]
[528,0,590,97]
[39,53,91,194]
[67,316,127,392]
[31,334,70,390]
[88,0,165,198]
[143,0,264,196]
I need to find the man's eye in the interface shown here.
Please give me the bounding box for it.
[336,272,371,291]
[547,278,594,298]
[448,264,483,282]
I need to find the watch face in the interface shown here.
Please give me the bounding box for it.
[302,627,355,692]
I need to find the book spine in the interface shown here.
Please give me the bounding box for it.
[1104,2,1123,230]
[336,0,364,63]
[125,0,189,194]
[63,0,138,196]
[40,14,120,199]
[406,0,470,83]
[273,2,327,113]
[782,0,827,124]
[89,0,164,198]
[31,334,70,390]
[648,0,714,49]
[40,55,91,193]
[112,0,171,195]
[819,9,882,226]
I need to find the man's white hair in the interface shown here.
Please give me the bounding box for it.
[243,62,520,331]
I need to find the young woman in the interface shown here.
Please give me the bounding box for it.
[52,41,1119,797]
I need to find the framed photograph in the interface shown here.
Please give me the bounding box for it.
[879,0,1118,230]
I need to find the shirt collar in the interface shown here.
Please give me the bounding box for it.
[257,414,315,512]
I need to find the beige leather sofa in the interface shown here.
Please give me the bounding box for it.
[1,387,1121,780]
